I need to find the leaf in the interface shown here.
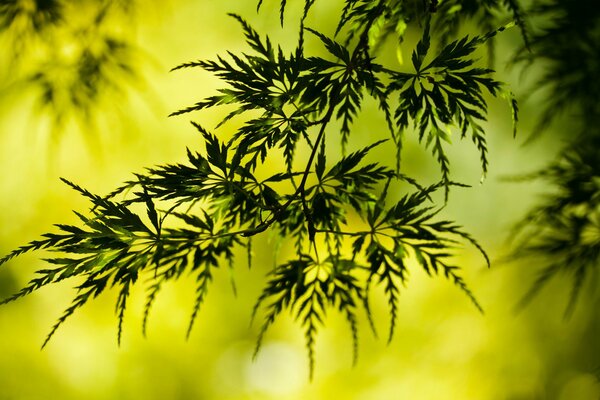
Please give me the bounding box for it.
[186,248,213,339]
[315,143,326,180]
[325,139,387,180]
[305,27,350,64]
[412,18,431,71]
[142,187,160,234]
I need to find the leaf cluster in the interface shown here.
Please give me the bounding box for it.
[0,0,145,140]
[0,0,63,33]
[0,1,519,377]
[510,145,600,317]
[173,12,516,188]
[508,0,600,314]
[389,19,517,187]
[336,0,529,65]
[513,0,600,137]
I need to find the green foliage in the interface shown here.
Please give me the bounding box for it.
[0,0,63,33]
[0,1,523,377]
[0,0,144,140]
[389,18,515,186]
[513,0,599,138]
[510,146,600,317]
[509,0,600,314]
[336,0,529,65]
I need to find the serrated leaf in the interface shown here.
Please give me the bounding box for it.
[412,19,430,71]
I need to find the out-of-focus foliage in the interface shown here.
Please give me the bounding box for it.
[0,0,63,42]
[509,0,600,314]
[0,0,144,141]
[511,145,600,316]
[513,0,599,135]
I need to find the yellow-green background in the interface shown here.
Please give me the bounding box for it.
[0,1,599,399]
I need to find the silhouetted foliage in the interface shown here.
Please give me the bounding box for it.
[1,0,530,378]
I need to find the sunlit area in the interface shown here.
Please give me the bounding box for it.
[1,1,599,399]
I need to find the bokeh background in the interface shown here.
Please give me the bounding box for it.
[0,1,599,399]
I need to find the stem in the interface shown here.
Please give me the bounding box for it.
[241,107,334,237]
[241,14,378,239]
